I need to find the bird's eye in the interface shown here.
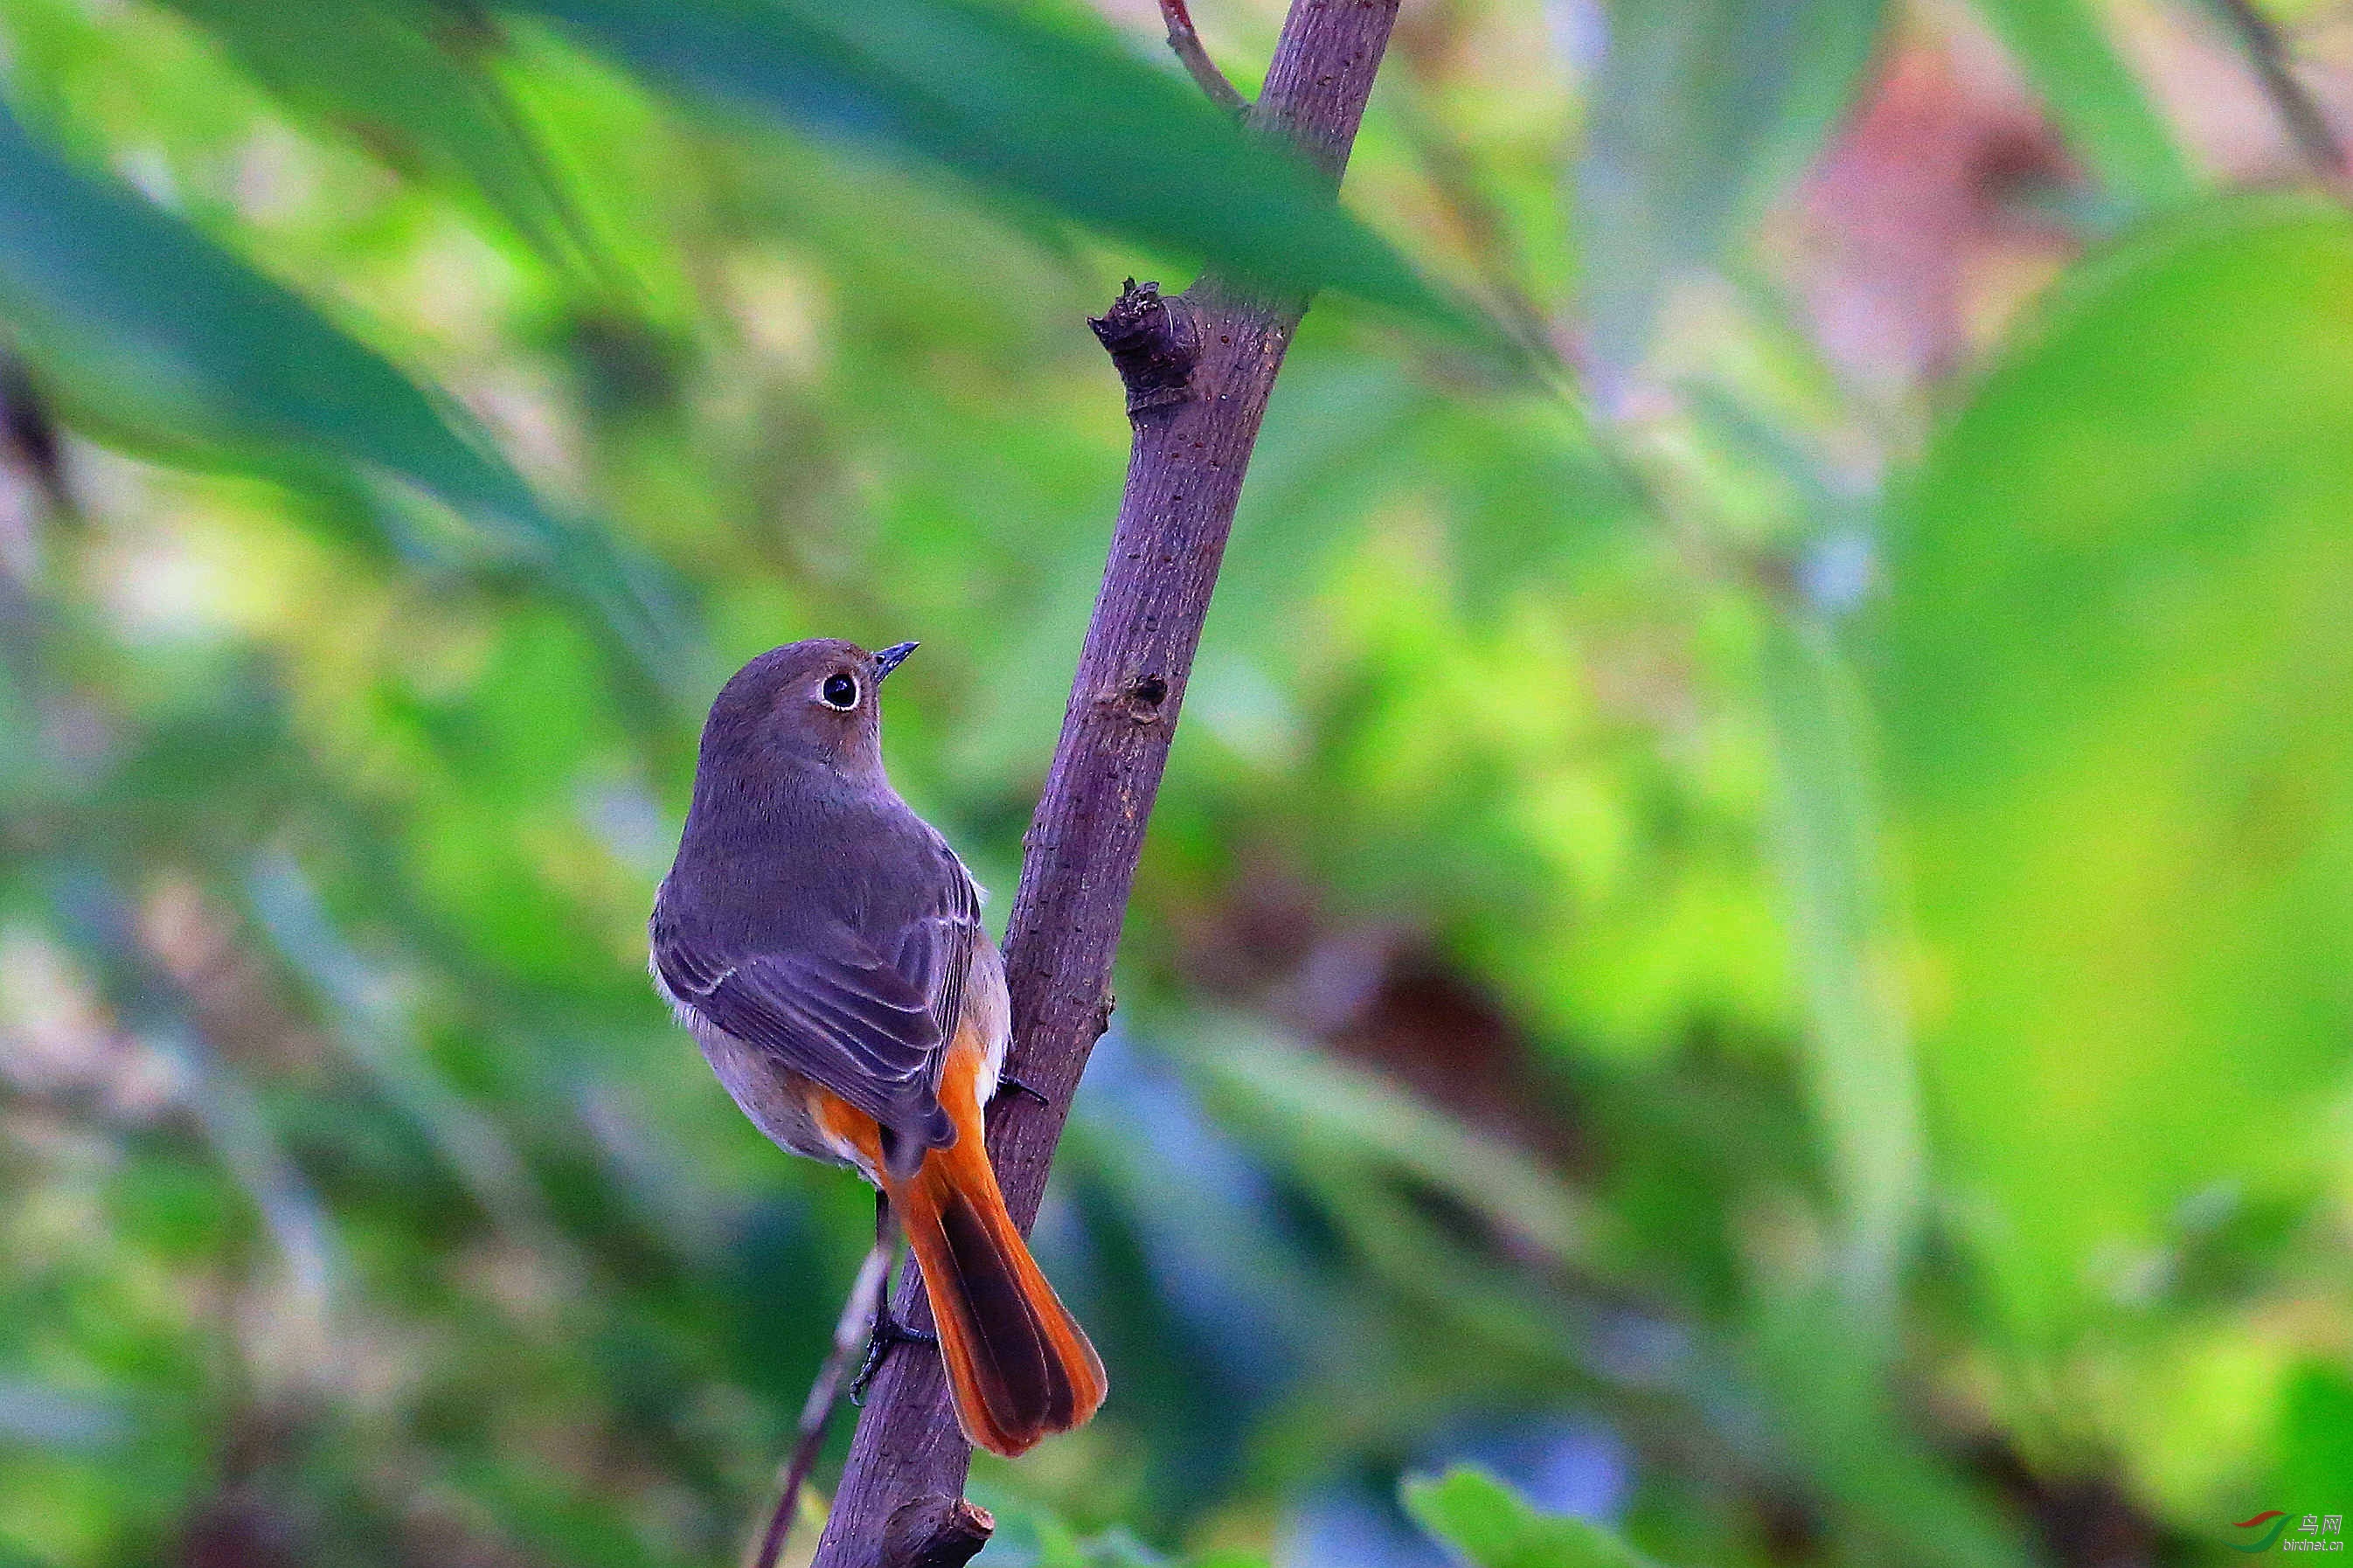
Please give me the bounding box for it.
[821,672,858,710]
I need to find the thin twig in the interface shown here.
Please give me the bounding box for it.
[2206,0,2347,183]
[752,1238,891,1568]
[1159,0,1248,115]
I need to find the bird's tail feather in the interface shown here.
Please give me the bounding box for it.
[883,1120,1105,1457]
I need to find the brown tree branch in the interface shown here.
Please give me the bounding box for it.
[1159,0,1248,115]
[806,3,1401,1564]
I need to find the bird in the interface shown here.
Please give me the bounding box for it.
[649,638,1105,1458]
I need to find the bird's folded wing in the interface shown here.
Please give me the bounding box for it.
[896,864,982,1064]
[654,920,946,1137]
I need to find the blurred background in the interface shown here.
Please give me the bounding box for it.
[1,0,2350,1564]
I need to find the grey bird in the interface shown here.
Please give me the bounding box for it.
[649,638,1105,1457]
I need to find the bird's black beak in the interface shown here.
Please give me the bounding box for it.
[872,642,919,683]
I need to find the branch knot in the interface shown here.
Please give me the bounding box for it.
[1089,281,1196,418]
[1098,672,1170,725]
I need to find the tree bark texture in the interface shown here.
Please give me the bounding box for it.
[809,4,1400,1563]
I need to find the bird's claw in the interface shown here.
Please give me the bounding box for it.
[850,1313,940,1405]
[996,1070,1052,1108]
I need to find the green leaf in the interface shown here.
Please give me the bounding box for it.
[1878,193,2353,1338]
[1402,1467,1652,1568]
[1742,1292,2031,1568]
[967,1496,1179,1568]
[152,0,594,273]
[1755,610,1923,1323]
[244,854,559,1249]
[2278,1363,2353,1505]
[0,102,699,696]
[508,0,1481,336]
[1576,0,1890,389]
[1184,1021,1607,1272]
[1969,0,2196,213]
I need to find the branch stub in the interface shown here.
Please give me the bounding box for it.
[1089,280,1197,419]
[879,1495,994,1568]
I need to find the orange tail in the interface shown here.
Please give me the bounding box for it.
[809,1038,1105,1455]
[883,1116,1106,1456]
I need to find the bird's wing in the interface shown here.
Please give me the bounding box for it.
[896,851,982,1066]
[651,861,982,1161]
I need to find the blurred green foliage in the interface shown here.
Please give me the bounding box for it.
[0,1,2348,1566]
[1406,1467,1657,1568]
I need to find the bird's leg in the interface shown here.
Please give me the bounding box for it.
[850,1190,936,1405]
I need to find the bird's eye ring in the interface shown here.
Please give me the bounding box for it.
[820,672,858,710]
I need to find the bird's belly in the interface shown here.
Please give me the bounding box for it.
[651,957,857,1170]
[693,1018,861,1171]
[709,1045,836,1165]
